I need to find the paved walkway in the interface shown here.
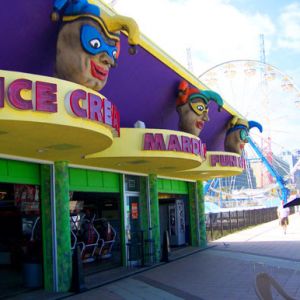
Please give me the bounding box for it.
[9,213,300,299]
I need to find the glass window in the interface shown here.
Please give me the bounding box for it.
[125,175,140,192]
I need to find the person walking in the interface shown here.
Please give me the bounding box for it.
[277,203,290,234]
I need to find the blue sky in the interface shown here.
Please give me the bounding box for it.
[229,0,300,74]
[103,0,300,152]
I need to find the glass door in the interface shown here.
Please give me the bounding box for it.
[124,193,141,265]
[125,194,141,241]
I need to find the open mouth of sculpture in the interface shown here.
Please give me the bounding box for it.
[90,60,108,81]
[196,120,204,130]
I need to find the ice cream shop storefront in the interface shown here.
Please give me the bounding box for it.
[0,116,244,295]
[0,0,248,296]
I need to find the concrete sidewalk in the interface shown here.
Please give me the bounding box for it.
[211,210,300,261]
[9,213,300,299]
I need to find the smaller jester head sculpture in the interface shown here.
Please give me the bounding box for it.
[51,0,140,91]
[224,116,263,154]
[176,80,224,137]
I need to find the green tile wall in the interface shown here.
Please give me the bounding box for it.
[69,168,120,192]
[0,158,40,184]
[157,178,188,194]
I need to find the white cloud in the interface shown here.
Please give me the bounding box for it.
[109,0,276,75]
[278,2,300,50]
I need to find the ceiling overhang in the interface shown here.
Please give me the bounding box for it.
[0,70,116,162]
[166,151,245,180]
[84,128,204,174]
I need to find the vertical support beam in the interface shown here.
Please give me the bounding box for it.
[120,174,126,266]
[40,164,53,291]
[188,182,200,247]
[140,177,152,265]
[196,180,207,248]
[140,177,149,233]
[148,174,160,262]
[55,161,72,292]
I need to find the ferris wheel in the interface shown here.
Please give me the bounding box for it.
[199,60,300,208]
[199,59,300,153]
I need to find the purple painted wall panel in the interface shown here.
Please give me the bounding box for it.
[0,1,57,76]
[0,1,232,150]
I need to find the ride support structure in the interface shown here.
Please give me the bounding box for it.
[248,137,289,203]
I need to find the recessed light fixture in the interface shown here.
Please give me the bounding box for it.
[159,166,176,170]
[47,144,80,151]
[37,148,49,153]
[127,160,148,165]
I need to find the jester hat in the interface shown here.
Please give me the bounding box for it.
[51,0,140,54]
[176,80,224,112]
[226,116,263,137]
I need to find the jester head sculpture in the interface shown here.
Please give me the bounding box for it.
[51,0,140,91]
[224,116,263,154]
[176,80,224,137]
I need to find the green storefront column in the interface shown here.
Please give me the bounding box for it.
[55,161,72,292]
[140,177,149,233]
[148,174,160,262]
[119,174,126,267]
[140,177,152,265]
[40,164,53,291]
[197,180,207,248]
[188,182,200,247]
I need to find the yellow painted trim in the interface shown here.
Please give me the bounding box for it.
[84,128,203,174]
[0,70,116,135]
[0,70,116,162]
[164,151,244,180]
[137,39,241,117]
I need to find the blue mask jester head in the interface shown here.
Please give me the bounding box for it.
[224,116,263,154]
[52,0,140,91]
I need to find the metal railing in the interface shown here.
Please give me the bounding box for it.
[205,207,294,241]
[126,230,156,267]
